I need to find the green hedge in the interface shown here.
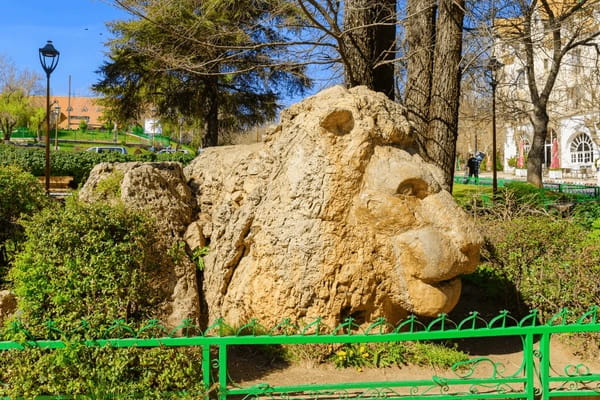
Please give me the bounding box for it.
[0,346,204,399]
[0,144,195,187]
[1,199,204,398]
[0,165,51,283]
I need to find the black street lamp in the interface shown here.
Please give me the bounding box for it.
[488,56,503,196]
[39,40,60,193]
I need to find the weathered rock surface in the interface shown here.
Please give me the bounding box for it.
[80,85,482,328]
[0,290,16,326]
[184,85,483,327]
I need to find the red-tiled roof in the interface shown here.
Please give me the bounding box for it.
[32,96,105,129]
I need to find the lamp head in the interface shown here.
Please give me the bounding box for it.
[39,41,60,75]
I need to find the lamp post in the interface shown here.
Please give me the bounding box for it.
[53,104,61,150]
[39,41,60,193]
[178,116,184,150]
[488,56,503,196]
[67,106,74,141]
[150,106,157,151]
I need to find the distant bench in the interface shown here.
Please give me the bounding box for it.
[36,176,74,193]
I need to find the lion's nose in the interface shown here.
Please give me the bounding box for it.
[395,227,473,282]
[415,191,483,276]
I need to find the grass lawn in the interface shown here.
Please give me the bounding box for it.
[55,130,148,144]
[452,183,494,207]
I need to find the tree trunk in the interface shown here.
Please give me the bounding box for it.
[404,0,435,136]
[203,78,219,147]
[527,106,549,188]
[1,122,15,141]
[405,0,464,190]
[425,0,465,190]
[343,0,396,99]
[372,0,396,99]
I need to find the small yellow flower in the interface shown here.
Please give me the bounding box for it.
[336,350,346,357]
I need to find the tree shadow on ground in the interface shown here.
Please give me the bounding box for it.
[224,344,292,383]
[446,276,534,356]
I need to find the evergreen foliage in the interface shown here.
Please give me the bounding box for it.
[8,198,160,334]
[95,0,311,146]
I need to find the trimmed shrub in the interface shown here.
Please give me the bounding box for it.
[477,215,599,321]
[8,198,162,333]
[2,198,204,397]
[0,165,50,283]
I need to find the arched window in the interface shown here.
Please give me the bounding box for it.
[570,133,594,165]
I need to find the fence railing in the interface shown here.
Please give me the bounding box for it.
[454,176,600,200]
[1,308,598,400]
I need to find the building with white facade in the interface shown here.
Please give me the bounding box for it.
[495,1,600,177]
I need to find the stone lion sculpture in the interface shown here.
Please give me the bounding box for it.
[80,85,482,329]
[184,85,482,327]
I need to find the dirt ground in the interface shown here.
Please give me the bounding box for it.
[225,282,600,393]
[229,335,599,388]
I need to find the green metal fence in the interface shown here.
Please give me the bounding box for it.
[454,176,600,199]
[1,308,598,400]
[6,127,36,139]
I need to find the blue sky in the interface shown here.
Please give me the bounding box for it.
[0,0,129,97]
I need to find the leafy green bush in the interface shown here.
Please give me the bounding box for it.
[132,125,144,136]
[478,215,599,321]
[0,345,204,399]
[8,198,163,333]
[0,165,50,283]
[572,201,600,230]
[501,182,551,207]
[2,198,205,397]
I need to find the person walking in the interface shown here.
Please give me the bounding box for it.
[464,154,480,184]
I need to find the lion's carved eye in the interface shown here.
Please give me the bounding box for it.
[396,179,429,200]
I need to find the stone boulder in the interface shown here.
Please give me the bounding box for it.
[0,290,16,327]
[184,85,483,327]
[79,86,482,329]
[79,162,199,328]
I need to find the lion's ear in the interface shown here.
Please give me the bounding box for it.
[319,108,354,135]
